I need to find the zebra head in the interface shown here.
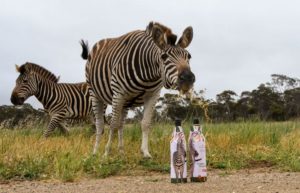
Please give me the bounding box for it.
[11,64,38,105]
[150,22,195,94]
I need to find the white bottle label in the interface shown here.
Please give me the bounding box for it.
[170,126,187,180]
[189,126,207,178]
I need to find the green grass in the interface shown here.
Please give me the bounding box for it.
[0,121,299,181]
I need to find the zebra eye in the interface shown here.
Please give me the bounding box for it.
[23,79,28,83]
[188,53,191,59]
[161,53,168,61]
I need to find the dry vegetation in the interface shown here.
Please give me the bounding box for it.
[0,121,299,182]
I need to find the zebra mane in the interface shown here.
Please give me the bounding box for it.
[146,21,177,46]
[18,62,60,83]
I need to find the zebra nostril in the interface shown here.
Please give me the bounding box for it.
[179,74,185,80]
[10,94,23,105]
[179,72,195,82]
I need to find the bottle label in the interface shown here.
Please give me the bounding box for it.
[189,127,207,179]
[170,127,187,182]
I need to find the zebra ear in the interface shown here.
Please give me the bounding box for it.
[15,64,20,73]
[15,64,26,74]
[177,26,193,48]
[151,25,168,50]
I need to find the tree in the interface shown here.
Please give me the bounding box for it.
[250,84,284,120]
[269,74,300,93]
[216,90,237,121]
[284,87,300,119]
[235,91,253,120]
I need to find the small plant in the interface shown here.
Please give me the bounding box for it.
[0,157,47,180]
[55,153,81,182]
[83,155,124,178]
[139,159,169,173]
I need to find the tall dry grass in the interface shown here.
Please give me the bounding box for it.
[0,121,299,181]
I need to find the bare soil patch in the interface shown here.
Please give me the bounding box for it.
[1,169,300,193]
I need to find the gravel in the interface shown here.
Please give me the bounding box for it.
[1,169,300,193]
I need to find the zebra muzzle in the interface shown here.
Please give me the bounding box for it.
[177,70,195,93]
[10,94,25,105]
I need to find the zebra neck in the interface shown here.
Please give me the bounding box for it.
[138,45,162,82]
[35,78,58,109]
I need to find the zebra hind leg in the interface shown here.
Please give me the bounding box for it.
[89,104,106,135]
[118,109,128,155]
[104,95,125,157]
[92,97,105,155]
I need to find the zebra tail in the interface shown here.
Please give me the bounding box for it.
[80,39,89,60]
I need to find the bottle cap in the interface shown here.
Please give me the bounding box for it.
[175,119,181,126]
[193,118,200,125]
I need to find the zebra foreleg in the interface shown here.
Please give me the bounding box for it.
[92,98,105,155]
[58,122,69,136]
[44,115,64,137]
[104,95,125,157]
[141,93,159,158]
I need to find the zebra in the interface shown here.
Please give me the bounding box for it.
[10,62,95,137]
[81,21,195,157]
[173,137,186,183]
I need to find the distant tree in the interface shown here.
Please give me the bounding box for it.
[132,107,144,121]
[129,74,300,123]
[235,91,253,120]
[250,84,284,120]
[269,74,300,93]
[284,87,300,119]
[216,90,237,121]
[157,93,189,121]
[268,74,300,120]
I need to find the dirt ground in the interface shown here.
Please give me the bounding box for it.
[1,169,299,193]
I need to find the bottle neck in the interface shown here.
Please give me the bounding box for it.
[193,124,202,133]
[175,126,182,132]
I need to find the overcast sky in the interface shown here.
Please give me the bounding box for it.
[1,0,300,109]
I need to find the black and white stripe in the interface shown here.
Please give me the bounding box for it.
[173,138,186,183]
[11,62,94,137]
[81,22,195,157]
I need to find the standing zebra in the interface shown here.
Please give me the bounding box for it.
[11,62,94,137]
[81,22,195,157]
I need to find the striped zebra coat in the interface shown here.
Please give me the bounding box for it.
[81,22,195,157]
[11,62,93,137]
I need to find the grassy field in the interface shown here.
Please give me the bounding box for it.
[0,121,299,182]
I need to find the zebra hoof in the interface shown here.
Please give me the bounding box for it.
[142,152,152,159]
[102,153,109,159]
[118,148,125,156]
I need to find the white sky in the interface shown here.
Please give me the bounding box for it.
[1,0,300,109]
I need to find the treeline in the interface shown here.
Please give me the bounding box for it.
[132,74,300,122]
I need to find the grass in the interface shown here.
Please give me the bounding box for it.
[0,121,299,181]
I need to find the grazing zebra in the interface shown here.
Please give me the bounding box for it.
[10,62,94,137]
[173,137,186,183]
[81,21,195,157]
